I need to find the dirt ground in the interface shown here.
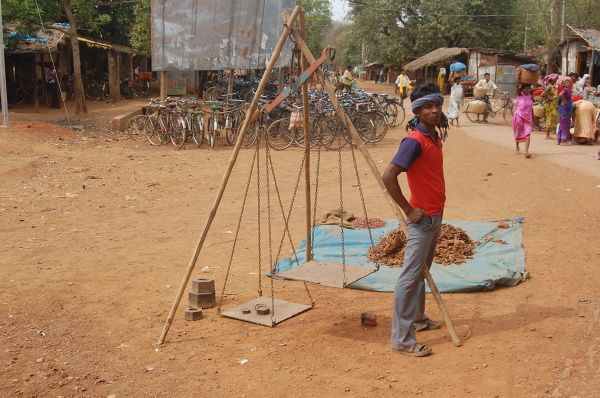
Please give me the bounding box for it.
[1,81,599,398]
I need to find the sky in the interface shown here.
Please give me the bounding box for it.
[331,0,349,21]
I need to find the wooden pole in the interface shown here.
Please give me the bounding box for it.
[299,11,312,262]
[160,71,168,100]
[227,69,234,95]
[289,27,461,347]
[158,6,303,345]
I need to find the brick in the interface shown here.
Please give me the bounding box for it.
[361,312,377,326]
[184,308,203,321]
[188,291,216,309]
[191,278,215,293]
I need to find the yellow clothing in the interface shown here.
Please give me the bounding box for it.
[343,70,353,85]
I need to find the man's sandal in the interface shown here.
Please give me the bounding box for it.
[416,319,441,331]
[393,343,432,357]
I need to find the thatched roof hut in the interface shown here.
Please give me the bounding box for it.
[404,47,469,71]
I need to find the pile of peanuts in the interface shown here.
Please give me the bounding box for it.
[351,218,388,229]
[367,224,477,267]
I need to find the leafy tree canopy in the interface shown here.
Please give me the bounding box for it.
[297,0,334,56]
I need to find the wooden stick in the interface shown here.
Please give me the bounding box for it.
[289,27,461,347]
[157,6,303,345]
[299,12,313,262]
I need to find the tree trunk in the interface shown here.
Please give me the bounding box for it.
[62,0,87,114]
[535,0,561,73]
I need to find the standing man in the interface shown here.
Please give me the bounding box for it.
[397,69,411,107]
[46,66,61,109]
[475,72,503,122]
[382,82,445,357]
[343,65,353,91]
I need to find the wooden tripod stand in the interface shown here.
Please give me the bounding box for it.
[158,5,461,346]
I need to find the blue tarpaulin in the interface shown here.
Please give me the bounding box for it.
[272,220,526,293]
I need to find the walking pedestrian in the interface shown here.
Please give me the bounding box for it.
[557,77,573,146]
[447,77,463,126]
[513,84,534,158]
[343,65,354,91]
[397,69,411,107]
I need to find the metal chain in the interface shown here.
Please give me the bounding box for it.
[256,139,262,297]
[265,143,315,307]
[337,143,347,287]
[264,135,276,326]
[217,147,258,313]
[311,141,322,259]
[349,143,380,271]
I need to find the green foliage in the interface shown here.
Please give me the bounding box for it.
[129,0,151,53]
[297,0,334,56]
[86,1,137,46]
[347,0,523,64]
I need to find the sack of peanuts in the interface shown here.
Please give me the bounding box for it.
[289,110,304,129]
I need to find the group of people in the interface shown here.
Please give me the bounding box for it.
[447,73,503,127]
[512,71,599,159]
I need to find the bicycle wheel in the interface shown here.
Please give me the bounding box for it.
[146,115,163,146]
[169,115,186,148]
[266,119,295,150]
[503,107,514,126]
[365,110,388,142]
[242,121,258,148]
[207,115,217,149]
[321,117,348,150]
[12,88,26,104]
[84,82,101,100]
[191,114,205,147]
[244,90,256,103]
[225,114,236,145]
[122,86,133,99]
[396,105,406,126]
[126,115,148,141]
[382,102,398,127]
[295,120,321,148]
[351,114,375,144]
[464,102,482,123]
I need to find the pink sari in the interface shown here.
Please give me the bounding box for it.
[513,94,533,143]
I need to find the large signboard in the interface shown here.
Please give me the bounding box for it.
[151,0,296,71]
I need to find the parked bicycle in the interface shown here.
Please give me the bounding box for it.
[205,97,246,148]
[464,91,514,126]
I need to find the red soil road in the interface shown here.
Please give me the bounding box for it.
[0,84,598,397]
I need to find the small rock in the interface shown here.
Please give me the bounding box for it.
[36,358,44,363]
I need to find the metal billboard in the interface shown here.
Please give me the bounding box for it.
[151,0,296,71]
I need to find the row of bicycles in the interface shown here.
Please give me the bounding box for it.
[125,87,407,150]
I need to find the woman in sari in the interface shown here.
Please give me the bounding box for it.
[557,78,573,145]
[513,84,533,158]
[541,74,559,139]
